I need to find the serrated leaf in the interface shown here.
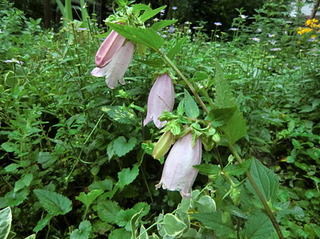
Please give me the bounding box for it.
[97,200,121,223]
[76,189,103,208]
[101,106,136,124]
[162,214,187,237]
[151,20,177,30]
[246,159,279,201]
[206,107,237,127]
[242,211,274,238]
[33,214,52,233]
[224,158,253,176]
[0,207,11,239]
[193,164,221,175]
[113,136,137,157]
[184,89,199,118]
[34,189,72,216]
[191,212,233,237]
[118,165,139,189]
[107,23,164,51]
[70,220,92,239]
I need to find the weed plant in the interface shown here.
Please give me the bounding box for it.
[0,0,319,238]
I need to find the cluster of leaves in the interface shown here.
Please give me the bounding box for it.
[1,0,319,238]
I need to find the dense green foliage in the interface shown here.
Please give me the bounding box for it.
[1,0,320,238]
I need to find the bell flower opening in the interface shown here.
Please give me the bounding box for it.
[144,74,175,128]
[156,133,202,198]
[91,41,134,89]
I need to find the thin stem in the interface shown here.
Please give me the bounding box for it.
[160,52,209,114]
[160,51,284,238]
[230,145,284,239]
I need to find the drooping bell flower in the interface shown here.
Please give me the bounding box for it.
[156,133,202,198]
[91,41,134,89]
[143,74,175,128]
[95,30,126,67]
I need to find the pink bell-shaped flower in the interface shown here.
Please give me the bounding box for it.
[91,41,134,89]
[143,74,175,128]
[156,133,202,198]
[95,30,126,67]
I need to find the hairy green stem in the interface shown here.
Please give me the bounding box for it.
[161,52,284,239]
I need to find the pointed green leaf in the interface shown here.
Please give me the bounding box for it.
[106,23,164,51]
[224,158,253,176]
[193,164,221,175]
[246,159,279,201]
[34,189,72,216]
[0,207,11,239]
[151,20,178,30]
[118,165,139,189]
[97,200,121,223]
[242,211,274,238]
[167,37,187,59]
[140,6,166,22]
[113,136,137,157]
[184,89,199,118]
[76,189,103,208]
[24,234,36,239]
[33,214,52,233]
[191,212,233,237]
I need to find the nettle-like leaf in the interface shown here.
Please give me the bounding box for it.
[70,220,92,239]
[33,189,72,216]
[213,62,247,145]
[191,212,233,238]
[184,89,200,118]
[246,159,279,201]
[0,207,11,239]
[117,165,139,189]
[76,189,103,208]
[242,211,274,239]
[113,136,137,157]
[97,200,121,223]
[106,23,164,51]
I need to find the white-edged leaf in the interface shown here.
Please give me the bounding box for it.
[0,207,12,239]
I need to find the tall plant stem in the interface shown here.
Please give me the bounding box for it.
[160,52,210,115]
[161,52,284,239]
[230,145,284,239]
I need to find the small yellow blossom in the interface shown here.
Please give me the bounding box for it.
[306,18,318,27]
[297,27,313,35]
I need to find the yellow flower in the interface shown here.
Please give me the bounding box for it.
[306,18,319,27]
[297,27,313,35]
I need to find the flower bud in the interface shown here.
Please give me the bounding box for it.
[152,131,174,159]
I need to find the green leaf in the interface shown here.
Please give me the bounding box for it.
[224,158,253,176]
[242,211,274,239]
[184,89,199,118]
[113,136,137,157]
[140,6,166,22]
[24,234,36,239]
[97,200,121,223]
[101,106,137,125]
[33,214,52,233]
[34,189,72,216]
[195,195,216,213]
[109,228,131,239]
[36,152,57,169]
[162,214,187,237]
[206,107,237,127]
[76,189,103,208]
[70,220,92,239]
[151,20,178,30]
[167,37,187,59]
[138,225,149,239]
[193,164,221,175]
[88,179,113,192]
[0,207,12,239]
[220,107,247,145]
[14,174,33,192]
[117,165,139,189]
[246,159,279,201]
[1,142,19,153]
[106,23,164,51]
[191,212,233,237]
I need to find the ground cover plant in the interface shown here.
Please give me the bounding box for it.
[0,0,320,238]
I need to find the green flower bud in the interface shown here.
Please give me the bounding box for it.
[152,131,174,159]
[212,133,221,144]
